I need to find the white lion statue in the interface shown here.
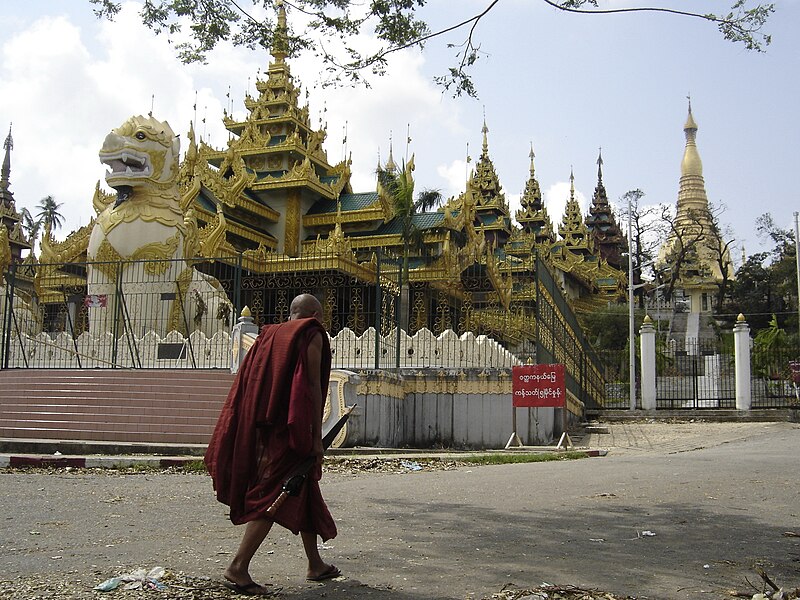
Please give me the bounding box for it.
[86,115,231,338]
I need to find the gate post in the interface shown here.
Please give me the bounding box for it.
[640,315,657,410]
[733,314,751,410]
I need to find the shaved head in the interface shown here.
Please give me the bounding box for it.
[289,294,323,321]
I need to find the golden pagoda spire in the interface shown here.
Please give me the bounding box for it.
[385,131,397,172]
[681,98,703,178]
[272,0,289,64]
[481,115,489,157]
[569,167,575,201]
[528,144,536,176]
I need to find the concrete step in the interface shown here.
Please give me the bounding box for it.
[0,368,234,444]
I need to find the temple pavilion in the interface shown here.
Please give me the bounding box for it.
[18,2,629,355]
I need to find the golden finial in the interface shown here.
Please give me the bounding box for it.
[737,313,746,323]
[643,314,652,324]
[597,147,603,182]
[241,306,252,318]
[569,168,575,200]
[481,109,489,156]
[272,0,288,63]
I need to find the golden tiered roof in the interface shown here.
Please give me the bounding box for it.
[514,146,556,247]
[29,2,631,333]
[557,171,594,255]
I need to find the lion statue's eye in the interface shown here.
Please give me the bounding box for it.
[135,131,146,140]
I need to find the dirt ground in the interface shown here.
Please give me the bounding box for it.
[1,421,799,600]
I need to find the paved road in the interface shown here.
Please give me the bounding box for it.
[1,421,799,599]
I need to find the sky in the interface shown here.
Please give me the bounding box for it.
[0,0,798,265]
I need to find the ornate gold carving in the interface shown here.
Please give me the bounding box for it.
[354,371,514,398]
[434,291,452,334]
[485,243,512,310]
[93,181,115,215]
[324,286,337,332]
[91,238,123,281]
[0,225,11,274]
[284,189,301,257]
[168,266,196,333]
[346,287,365,333]
[130,233,181,275]
[199,205,228,258]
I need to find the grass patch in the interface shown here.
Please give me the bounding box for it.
[182,459,208,473]
[460,451,588,465]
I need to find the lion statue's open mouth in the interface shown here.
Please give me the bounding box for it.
[98,115,179,193]
[102,151,152,181]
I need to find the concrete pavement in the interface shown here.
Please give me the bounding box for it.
[0,419,792,468]
[1,420,799,600]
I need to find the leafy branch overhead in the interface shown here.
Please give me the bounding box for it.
[89,0,774,96]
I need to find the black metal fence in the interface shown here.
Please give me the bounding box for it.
[654,339,736,409]
[751,345,800,408]
[0,252,603,401]
[2,252,796,409]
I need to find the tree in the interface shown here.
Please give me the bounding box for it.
[376,158,440,329]
[19,207,41,250]
[35,195,65,234]
[617,189,666,308]
[89,0,774,97]
[725,213,798,336]
[725,251,772,330]
[656,205,709,302]
[703,202,735,310]
[754,213,797,335]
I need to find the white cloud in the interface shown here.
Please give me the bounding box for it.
[0,5,261,237]
[436,160,471,199]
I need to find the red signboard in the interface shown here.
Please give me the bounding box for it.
[512,363,566,408]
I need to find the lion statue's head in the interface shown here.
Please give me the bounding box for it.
[99,115,180,195]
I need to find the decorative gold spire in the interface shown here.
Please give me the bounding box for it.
[656,101,734,298]
[597,148,603,182]
[0,124,15,208]
[272,0,289,63]
[569,167,575,201]
[559,170,593,255]
[385,131,397,172]
[481,117,489,157]
[516,143,555,245]
[681,100,703,178]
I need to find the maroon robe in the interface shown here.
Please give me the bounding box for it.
[204,318,336,540]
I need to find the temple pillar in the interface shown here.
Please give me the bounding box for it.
[640,316,657,410]
[733,314,751,410]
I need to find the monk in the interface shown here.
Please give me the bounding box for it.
[204,294,340,596]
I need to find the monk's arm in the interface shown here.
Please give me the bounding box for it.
[306,331,324,457]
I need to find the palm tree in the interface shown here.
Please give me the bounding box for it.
[19,207,41,249]
[36,195,65,233]
[377,158,441,330]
